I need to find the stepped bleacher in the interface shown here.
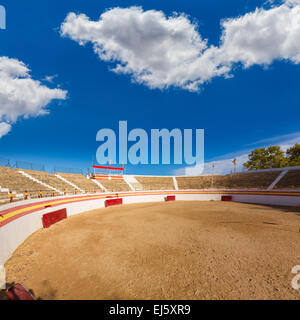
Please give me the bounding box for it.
[177,171,281,190]
[275,170,300,189]
[57,172,103,193]
[1,163,300,204]
[96,178,131,192]
[0,190,9,203]
[135,176,175,190]
[21,169,77,194]
[220,172,281,189]
[176,176,214,190]
[0,167,52,199]
[126,178,143,191]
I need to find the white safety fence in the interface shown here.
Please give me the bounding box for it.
[0,265,5,290]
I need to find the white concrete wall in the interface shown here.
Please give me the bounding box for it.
[1,209,45,266]
[176,193,222,201]
[232,194,300,206]
[62,198,106,217]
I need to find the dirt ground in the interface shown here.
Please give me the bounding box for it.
[3,201,300,300]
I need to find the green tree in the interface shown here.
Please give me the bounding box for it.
[286,143,300,166]
[243,146,288,170]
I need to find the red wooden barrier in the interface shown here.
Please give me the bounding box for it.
[105,198,123,208]
[6,284,35,300]
[42,208,67,228]
[221,196,232,201]
[166,195,176,201]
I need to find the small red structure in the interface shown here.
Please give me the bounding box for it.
[9,191,13,203]
[166,195,176,202]
[221,195,233,201]
[92,163,125,181]
[105,198,123,208]
[42,208,67,228]
[6,284,35,300]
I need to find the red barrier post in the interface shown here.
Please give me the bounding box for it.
[9,191,13,203]
[6,284,35,300]
[24,191,28,200]
[105,198,123,208]
[221,196,232,201]
[165,195,176,201]
[42,208,67,228]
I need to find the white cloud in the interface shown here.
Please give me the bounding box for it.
[60,7,212,91]
[43,75,58,83]
[245,131,300,147]
[0,122,11,138]
[218,1,300,67]
[179,131,300,176]
[60,2,300,91]
[0,57,67,138]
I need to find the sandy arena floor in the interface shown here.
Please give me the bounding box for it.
[3,201,300,300]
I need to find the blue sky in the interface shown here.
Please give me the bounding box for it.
[0,0,299,175]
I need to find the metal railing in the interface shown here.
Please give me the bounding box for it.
[0,158,10,167]
[54,167,84,175]
[15,161,45,172]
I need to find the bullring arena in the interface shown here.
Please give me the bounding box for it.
[1,164,300,300]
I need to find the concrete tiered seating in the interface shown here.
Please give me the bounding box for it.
[57,172,103,193]
[97,178,131,192]
[176,176,215,190]
[177,171,281,190]
[218,172,281,189]
[0,190,9,204]
[0,167,52,199]
[22,170,78,194]
[275,170,300,190]
[135,177,175,190]
[129,181,143,191]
